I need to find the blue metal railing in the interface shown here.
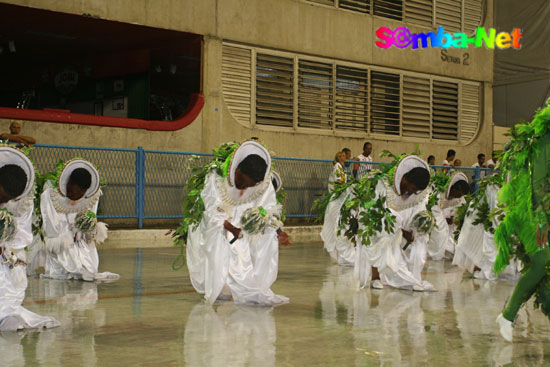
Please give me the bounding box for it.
[28,144,492,228]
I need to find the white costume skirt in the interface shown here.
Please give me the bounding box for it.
[42,240,119,281]
[0,259,60,331]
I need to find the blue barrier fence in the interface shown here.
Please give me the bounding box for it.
[28,144,491,228]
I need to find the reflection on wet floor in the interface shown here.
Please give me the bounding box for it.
[1,243,549,366]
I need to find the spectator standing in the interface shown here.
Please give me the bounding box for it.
[342,148,352,176]
[471,153,486,179]
[487,151,499,169]
[442,149,456,174]
[353,142,373,179]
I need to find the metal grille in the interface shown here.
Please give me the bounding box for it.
[29,145,137,218]
[298,59,334,129]
[256,53,295,127]
[370,70,400,135]
[142,151,212,218]
[221,45,252,124]
[26,144,493,225]
[335,65,369,131]
[307,0,335,5]
[373,0,403,20]
[460,83,482,144]
[402,75,430,138]
[435,0,461,33]
[463,0,483,35]
[432,80,459,140]
[404,0,433,28]
[339,0,371,14]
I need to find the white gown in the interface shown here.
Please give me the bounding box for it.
[453,184,518,279]
[427,196,464,260]
[187,172,287,305]
[320,186,356,266]
[39,182,118,281]
[0,194,60,331]
[355,180,433,290]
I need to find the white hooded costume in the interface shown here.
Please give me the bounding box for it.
[0,146,59,331]
[34,159,118,281]
[355,155,434,291]
[428,172,468,261]
[186,141,288,305]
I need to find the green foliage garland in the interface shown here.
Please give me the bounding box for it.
[493,99,550,318]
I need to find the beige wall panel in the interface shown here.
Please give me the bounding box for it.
[0,113,204,152]
[218,0,372,63]
[1,0,217,35]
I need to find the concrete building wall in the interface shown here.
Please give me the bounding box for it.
[0,0,495,165]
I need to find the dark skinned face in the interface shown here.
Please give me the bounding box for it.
[399,177,420,200]
[448,187,466,199]
[234,168,257,190]
[364,144,372,156]
[0,186,15,204]
[66,182,87,201]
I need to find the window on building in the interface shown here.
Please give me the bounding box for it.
[335,66,369,131]
[298,60,333,129]
[0,3,202,126]
[306,0,485,34]
[221,43,482,144]
[256,53,295,128]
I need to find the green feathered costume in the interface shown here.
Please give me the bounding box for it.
[495,98,550,320]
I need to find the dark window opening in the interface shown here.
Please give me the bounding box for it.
[0,4,202,123]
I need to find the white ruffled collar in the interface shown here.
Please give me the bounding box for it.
[48,181,101,214]
[384,180,429,211]
[218,174,270,206]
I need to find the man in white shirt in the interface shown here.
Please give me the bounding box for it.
[353,142,373,179]
[442,149,455,174]
[471,153,486,179]
[487,151,498,169]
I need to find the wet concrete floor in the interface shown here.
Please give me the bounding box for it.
[3,242,549,366]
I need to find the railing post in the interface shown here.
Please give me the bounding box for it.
[473,166,481,194]
[136,146,145,229]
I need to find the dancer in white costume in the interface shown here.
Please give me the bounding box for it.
[184,141,287,305]
[352,155,435,291]
[36,159,118,281]
[0,146,59,331]
[427,172,470,261]
[453,179,519,280]
[320,183,356,266]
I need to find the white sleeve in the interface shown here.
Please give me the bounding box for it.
[11,197,33,250]
[41,185,74,253]
[201,173,229,252]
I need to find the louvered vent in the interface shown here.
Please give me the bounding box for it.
[256,53,294,128]
[435,0,461,33]
[404,0,433,28]
[373,0,403,21]
[339,0,371,14]
[459,83,481,144]
[463,0,483,35]
[221,45,252,125]
[307,0,335,5]
[402,76,430,138]
[432,80,458,140]
[335,65,368,131]
[298,60,333,129]
[370,71,400,135]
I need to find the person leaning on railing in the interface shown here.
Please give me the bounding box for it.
[0,121,36,147]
